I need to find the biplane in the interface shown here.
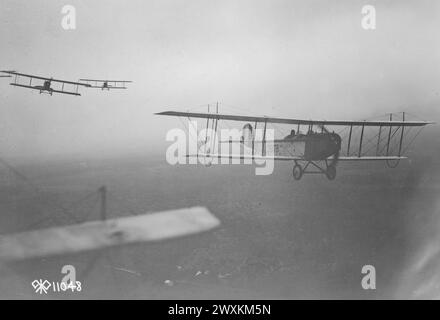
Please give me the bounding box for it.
[0,71,90,96]
[79,79,133,90]
[156,107,433,180]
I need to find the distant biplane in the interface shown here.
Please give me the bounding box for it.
[0,70,13,78]
[156,107,433,180]
[1,71,91,96]
[79,79,132,90]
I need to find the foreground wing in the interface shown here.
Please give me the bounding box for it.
[0,207,219,261]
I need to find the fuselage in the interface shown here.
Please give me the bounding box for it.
[275,132,341,160]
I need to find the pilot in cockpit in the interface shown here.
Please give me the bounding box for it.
[284,129,296,140]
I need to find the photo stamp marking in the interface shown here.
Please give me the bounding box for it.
[361,5,376,30]
[61,5,76,30]
[31,265,82,294]
[361,264,376,290]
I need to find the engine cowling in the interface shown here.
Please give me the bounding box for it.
[241,123,254,148]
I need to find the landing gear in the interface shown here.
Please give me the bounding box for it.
[325,165,336,180]
[386,158,400,168]
[292,163,303,180]
[291,160,337,181]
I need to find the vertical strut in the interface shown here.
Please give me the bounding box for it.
[262,120,267,156]
[386,113,393,156]
[376,125,382,156]
[229,138,232,161]
[358,123,365,157]
[210,104,216,152]
[347,125,353,156]
[204,105,210,154]
[398,112,405,157]
[252,121,257,157]
[212,103,219,154]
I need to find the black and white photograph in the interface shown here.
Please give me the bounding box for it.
[0,0,439,304]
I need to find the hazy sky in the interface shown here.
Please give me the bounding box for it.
[0,0,439,160]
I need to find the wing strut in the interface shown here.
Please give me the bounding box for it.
[376,125,382,156]
[204,105,210,154]
[347,125,353,156]
[386,114,393,156]
[213,103,219,154]
[262,119,268,156]
[358,123,365,157]
[398,112,405,157]
[252,121,257,156]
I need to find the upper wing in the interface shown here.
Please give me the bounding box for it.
[2,71,90,86]
[156,111,433,127]
[79,79,133,83]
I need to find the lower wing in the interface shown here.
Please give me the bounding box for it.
[10,83,81,96]
[188,153,406,161]
[88,85,127,89]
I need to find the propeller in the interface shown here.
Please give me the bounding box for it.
[332,150,340,167]
[318,124,340,167]
[318,123,329,134]
[241,123,254,148]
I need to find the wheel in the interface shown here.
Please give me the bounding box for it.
[325,165,336,180]
[204,155,213,167]
[386,159,400,168]
[292,164,303,180]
